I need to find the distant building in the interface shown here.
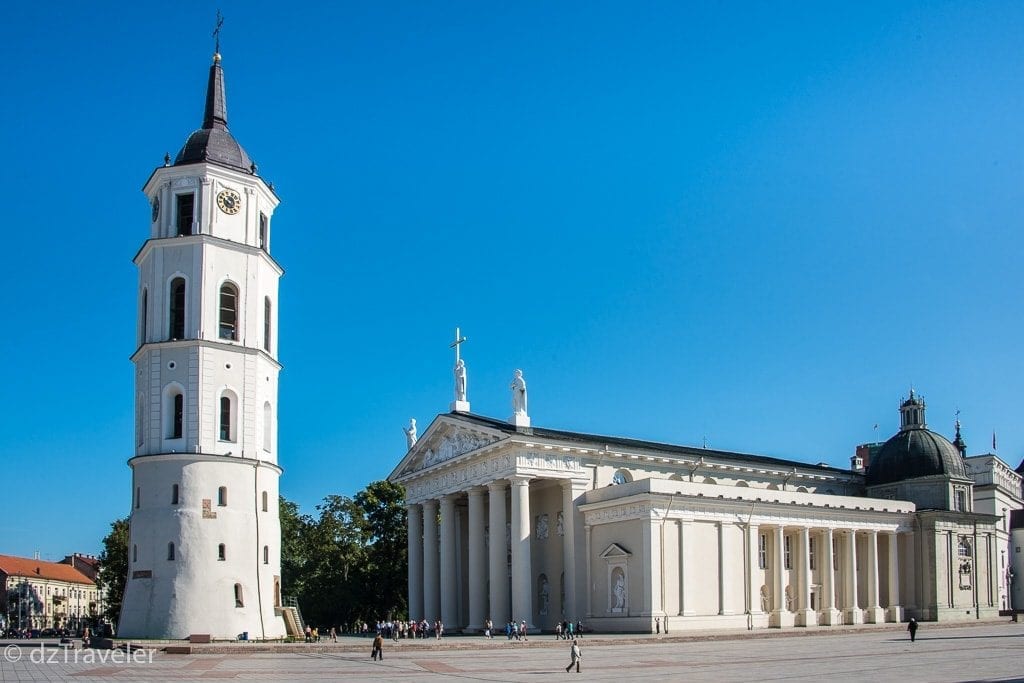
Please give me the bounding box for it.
[0,554,99,633]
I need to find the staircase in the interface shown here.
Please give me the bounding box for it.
[278,596,306,638]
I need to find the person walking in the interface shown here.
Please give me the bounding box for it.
[907,618,919,642]
[371,632,384,661]
[565,639,581,673]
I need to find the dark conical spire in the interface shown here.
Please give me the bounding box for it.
[173,51,253,172]
[202,54,228,130]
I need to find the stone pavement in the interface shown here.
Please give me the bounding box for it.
[1,621,1021,682]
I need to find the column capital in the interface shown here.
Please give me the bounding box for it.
[422,498,439,509]
[406,501,423,511]
[440,493,459,505]
[509,474,533,487]
[487,479,508,492]
[467,485,487,496]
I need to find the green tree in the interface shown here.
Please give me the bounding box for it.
[278,482,408,631]
[354,480,407,619]
[96,517,129,630]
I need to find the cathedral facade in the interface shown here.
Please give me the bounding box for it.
[118,48,286,639]
[390,391,1019,633]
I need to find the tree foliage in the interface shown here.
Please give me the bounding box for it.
[280,480,407,629]
[95,517,129,629]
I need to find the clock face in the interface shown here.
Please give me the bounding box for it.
[151,197,160,223]
[217,188,242,215]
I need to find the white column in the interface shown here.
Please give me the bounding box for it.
[585,524,593,617]
[845,530,863,624]
[746,523,761,616]
[820,528,841,625]
[643,519,663,620]
[769,526,791,627]
[886,532,902,622]
[680,520,696,616]
[510,476,534,629]
[560,481,580,621]
[422,499,440,621]
[487,481,509,626]
[467,486,487,631]
[407,503,423,622]
[439,494,458,628]
[717,522,727,615]
[865,530,884,623]
[795,526,815,626]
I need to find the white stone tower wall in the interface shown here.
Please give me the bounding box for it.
[121,456,284,638]
[121,77,286,637]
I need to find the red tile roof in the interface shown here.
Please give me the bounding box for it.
[0,554,95,585]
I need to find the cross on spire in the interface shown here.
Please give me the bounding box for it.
[213,9,224,55]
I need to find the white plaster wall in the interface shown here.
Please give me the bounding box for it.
[120,455,284,639]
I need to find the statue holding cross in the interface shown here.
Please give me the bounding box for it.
[450,327,470,412]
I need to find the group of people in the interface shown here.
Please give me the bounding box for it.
[553,620,584,640]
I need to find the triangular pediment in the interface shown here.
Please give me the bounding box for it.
[389,414,507,481]
[599,543,631,559]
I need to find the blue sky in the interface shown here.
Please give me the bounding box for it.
[1,1,1022,560]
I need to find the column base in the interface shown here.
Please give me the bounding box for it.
[818,608,843,625]
[844,608,864,625]
[886,606,904,623]
[795,608,817,627]
[768,610,795,628]
[865,606,885,623]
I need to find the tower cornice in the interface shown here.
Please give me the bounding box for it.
[132,233,284,276]
[129,337,283,369]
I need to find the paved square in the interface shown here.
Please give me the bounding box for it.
[1,622,1021,682]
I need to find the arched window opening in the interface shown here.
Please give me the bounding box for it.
[263,546,269,565]
[702,477,717,486]
[262,491,269,512]
[735,481,750,487]
[234,583,244,608]
[219,283,239,340]
[218,486,227,507]
[218,544,226,561]
[796,486,808,493]
[263,297,272,352]
[263,402,272,451]
[136,393,145,447]
[171,484,179,505]
[172,392,184,439]
[258,213,268,251]
[219,394,235,442]
[167,542,175,561]
[140,289,148,344]
[169,278,186,340]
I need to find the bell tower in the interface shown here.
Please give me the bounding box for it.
[118,45,286,639]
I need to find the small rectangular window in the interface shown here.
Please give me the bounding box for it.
[809,537,816,571]
[176,194,195,236]
[832,537,839,571]
[758,533,767,570]
[259,213,268,250]
[218,486,227,507]
[171,484,179,505]
[784,536,792,570]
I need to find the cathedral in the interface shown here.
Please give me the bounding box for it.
[117,45,287,639]
[391,377,1022,633]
